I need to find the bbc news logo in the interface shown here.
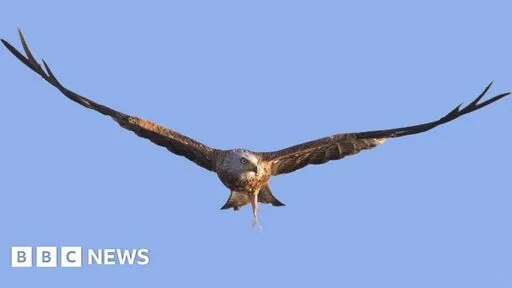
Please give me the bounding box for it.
[11,246,150,268]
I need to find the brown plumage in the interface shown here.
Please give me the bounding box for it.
[2,30,510,227]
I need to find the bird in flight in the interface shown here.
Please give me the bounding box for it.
[2,30,510,228]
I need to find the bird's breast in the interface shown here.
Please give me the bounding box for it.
[217,168,270,193]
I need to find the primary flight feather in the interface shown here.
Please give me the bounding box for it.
[3,30,510,227]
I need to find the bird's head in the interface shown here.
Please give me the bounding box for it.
[225,149,259,174]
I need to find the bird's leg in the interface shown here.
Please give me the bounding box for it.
[251,192,262,230]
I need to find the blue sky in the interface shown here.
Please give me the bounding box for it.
[1,1,511,287]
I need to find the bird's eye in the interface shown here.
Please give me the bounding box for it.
[240,157,248,164]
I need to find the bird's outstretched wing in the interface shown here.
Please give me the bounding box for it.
[260,83,510,176]
[2,30,219,171]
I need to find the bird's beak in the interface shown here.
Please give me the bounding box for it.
[251,164,258,174]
